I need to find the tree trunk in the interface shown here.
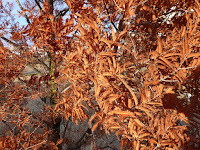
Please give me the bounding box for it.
[49,116,62,149]
[47,0,62,149]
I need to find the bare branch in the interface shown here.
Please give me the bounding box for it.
[25,140,47,150]
[1,37,19,47]
[34,0,42,11]
[15,0,31,24]
[61,83,71,93]
[48,0,54,14]
[55,8,69,19]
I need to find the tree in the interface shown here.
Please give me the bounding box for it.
[0,0,200,149]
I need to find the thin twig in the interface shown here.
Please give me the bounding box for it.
[160,78,178,83]
[25,140,47,150]
[158,53,193,83]
[178,66,197,70]
[112,0,124,11]
[61,84,71,93]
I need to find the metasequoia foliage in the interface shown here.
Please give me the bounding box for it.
[0,0,200,149]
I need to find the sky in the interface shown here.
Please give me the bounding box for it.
[1,0,32,47]
[2,0,70,27]
[2,0,27,27]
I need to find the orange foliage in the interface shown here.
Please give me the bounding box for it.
[0,0,200,149]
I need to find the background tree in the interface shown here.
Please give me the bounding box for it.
[0,0,200,149]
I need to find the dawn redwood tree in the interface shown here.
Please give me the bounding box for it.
[0,0,200,149]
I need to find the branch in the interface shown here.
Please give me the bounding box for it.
[112,0,125,11]
[56,8,69,17]
[48,0,54,14]
[118,13,125,31]
[61,83,72,93]
[27,63,43,74]
[103,0,118,31]
[33,55,50,70]
[15,0,31,24]
[25,140,47,150]
[54,8,69,21]
[1,36,50,71]
[17,76,25,83]
[1,37,19,47]
[34,0,42,11]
